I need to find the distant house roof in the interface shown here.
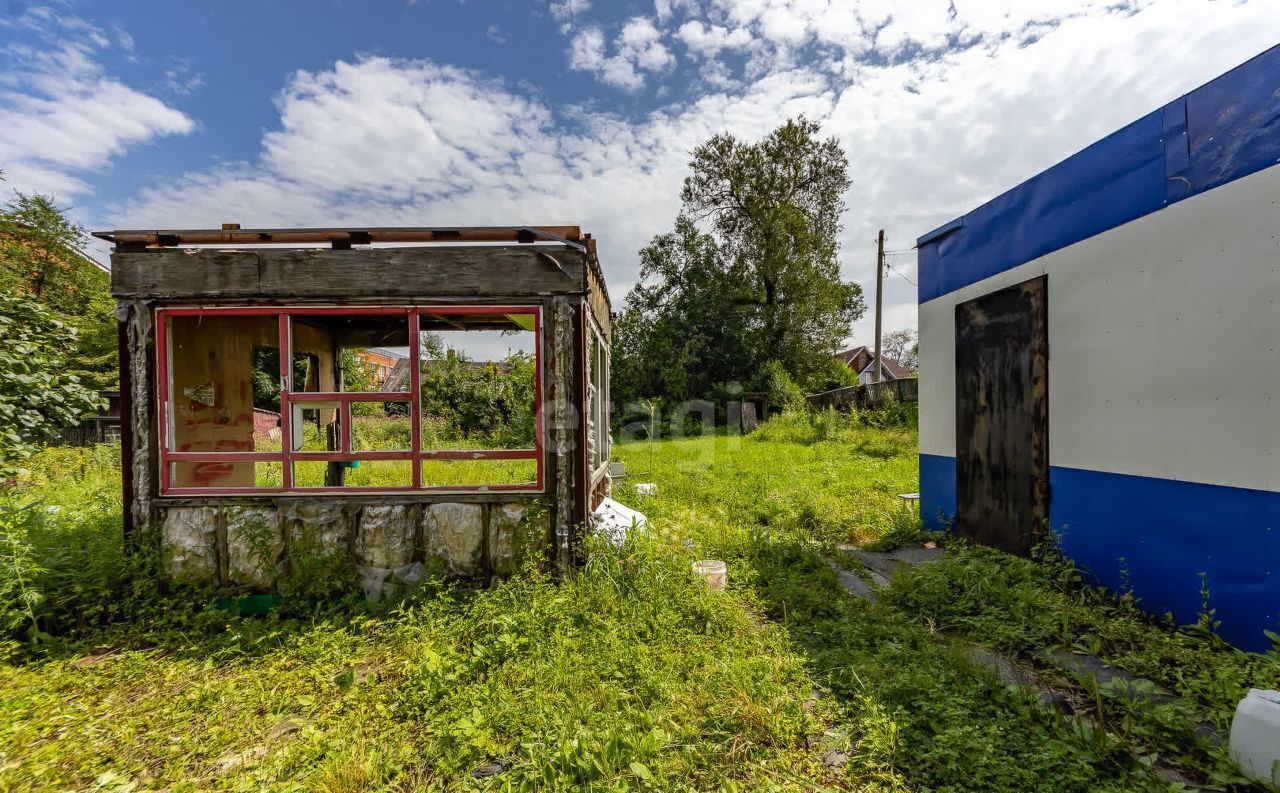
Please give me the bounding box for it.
[836,345,871,368]
[875,357,913,380]
[365,347,407,360]
[836,345,912,380]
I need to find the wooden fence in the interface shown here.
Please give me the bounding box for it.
[805,377,918,411]
[41,418,122,448]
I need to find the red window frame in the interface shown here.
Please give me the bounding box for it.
[156,305,543,496]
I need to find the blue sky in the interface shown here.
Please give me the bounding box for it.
[2,0,1278,342]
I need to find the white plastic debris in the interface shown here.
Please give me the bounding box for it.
[1229,689,1280,787]
[592,497,647,546]
[635,483,658,496]
[358,566,391,601]
[357,561,425,602]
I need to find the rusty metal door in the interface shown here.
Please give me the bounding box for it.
[954,276,1048,556]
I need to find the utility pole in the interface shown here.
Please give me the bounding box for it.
[873,228,885,384]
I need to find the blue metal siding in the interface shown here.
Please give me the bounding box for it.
[918,109,1166,302]
[918,44,1280,304]
[919,453,956,532]
[1050,466,1280,651]
[917,459,1280,650]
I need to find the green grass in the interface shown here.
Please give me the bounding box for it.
[0,411,1275,790]
[250,418,539,488]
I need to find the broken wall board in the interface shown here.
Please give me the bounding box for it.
[585,256,612,337]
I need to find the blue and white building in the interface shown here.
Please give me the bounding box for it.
[916,45,1279,650]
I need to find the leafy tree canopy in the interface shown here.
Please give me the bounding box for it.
[614,117,865,405]
[880,328,919,374]
[0,295,103,477]
[0,179,117,392]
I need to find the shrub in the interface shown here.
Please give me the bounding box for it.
[0,295,103,477]
[420,351,536,447]
[753,359,805,411]
[0,444,150,647]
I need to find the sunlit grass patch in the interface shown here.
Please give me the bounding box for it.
[2,410,1270,791]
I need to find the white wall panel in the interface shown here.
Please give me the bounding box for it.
[918,163,1279,491]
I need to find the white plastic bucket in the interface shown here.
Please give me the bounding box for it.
[692,560,727,591]
[1230,689,1280,786]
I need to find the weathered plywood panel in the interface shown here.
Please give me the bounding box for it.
[111,246,585,299]
[954,276,1048,556]
[166,316,337,488]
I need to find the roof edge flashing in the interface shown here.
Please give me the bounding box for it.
[916,217,964,248]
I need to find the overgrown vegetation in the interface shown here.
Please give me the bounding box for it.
[418,349,537,448]
[0,296,103,477]
[0,445,135,647]
[0,411,1275,790]
[0,182,117,392]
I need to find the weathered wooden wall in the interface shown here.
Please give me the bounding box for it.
[585,251,612,337]
[111,246,586,300]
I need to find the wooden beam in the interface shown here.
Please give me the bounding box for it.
[117,317,134,545]
[110,246,586,300]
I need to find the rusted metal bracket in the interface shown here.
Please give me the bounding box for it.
[520,226,586,253]
[535,250,574,280]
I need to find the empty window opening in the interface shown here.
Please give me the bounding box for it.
[420,458,538,488]
[158,306,542,494]
[418,313,537,452]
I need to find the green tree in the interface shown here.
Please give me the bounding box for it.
[0,183,117,391]
[615,117,864,402]
[419,349,535,447]
[340,349,380,416]
[613,218,751,404]
[0,295,103,477]
[881,328,919,374]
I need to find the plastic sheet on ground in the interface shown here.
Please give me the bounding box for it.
[592,497,647,546]
[358,561,425,602]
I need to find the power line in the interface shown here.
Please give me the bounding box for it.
[885,261,917,287]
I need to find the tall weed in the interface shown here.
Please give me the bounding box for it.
[0,443,135,646]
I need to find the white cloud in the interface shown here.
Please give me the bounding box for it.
[260,59,558,199]
[698,0,1157,59]
[617,17,676,72]
[110,0,1280,348]
[569,27,607,70]
[569,17,676,90]
[0,10,194,199]
[550,0,591,32]
[655,0,699,23]
[163,57,205,95]
[676,20,753,58]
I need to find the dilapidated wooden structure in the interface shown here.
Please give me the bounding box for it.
[98,225,612,589]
